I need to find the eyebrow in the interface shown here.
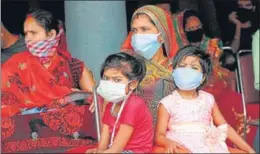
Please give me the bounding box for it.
[103,74,123,79]
[131,25,150,29]
[24,30,37,33]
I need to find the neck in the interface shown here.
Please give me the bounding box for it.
[191,42,200,47]
[151,47,168,67]
[177,89,198,100]
[43,50,58,68]
[2,32,19,49]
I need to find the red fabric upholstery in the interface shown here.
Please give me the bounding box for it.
[1,106,97,153]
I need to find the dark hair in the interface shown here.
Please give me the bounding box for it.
[100,52,146,82]
[172,45,212,89]
[219,48,237,71]
[27,9,59,34]
[237,0,257,6]
[183,9,201,30]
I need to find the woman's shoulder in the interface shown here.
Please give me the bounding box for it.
[9,50,31,59]
[3,51,32,66]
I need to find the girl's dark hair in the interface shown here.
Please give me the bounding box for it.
[183,9,201,30]
[27,9,59,34]
[172,45,212,89]
[100,52,146,82]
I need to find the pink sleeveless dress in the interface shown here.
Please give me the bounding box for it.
[160,90,229,153]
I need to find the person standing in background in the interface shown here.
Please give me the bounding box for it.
[228,0,259,53]
[1,22,27,63]
[138,0,222,39]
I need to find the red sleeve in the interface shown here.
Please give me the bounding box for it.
[119,95,143,127]
[68,57,84,88]
[102,103,111,125]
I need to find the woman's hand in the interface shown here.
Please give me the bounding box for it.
[248,149,256,153]
[165,140,190,153]
[71,88,81,91]
[89,101,95,113]
[85,148,97,153]
[228,12,241,25]
[85,148,105,153]
[241,21,251,29]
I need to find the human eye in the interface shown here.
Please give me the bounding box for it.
[178,63,186,67]
[102,76,108,80]
[192,67,199,70]
[131,28,137,33]
[114,78,122,83]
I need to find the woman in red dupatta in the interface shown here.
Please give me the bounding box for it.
[121,5,179,126]
[172,9,258,148]
[1,9,96,153]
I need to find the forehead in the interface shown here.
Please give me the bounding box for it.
[185,16,201,27]
[24,17,43,31]
[131,14,154,27]
[238,0,252,5]
[181,55,200,64]
[104,68,127,78]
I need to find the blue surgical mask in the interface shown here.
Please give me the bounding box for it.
[131,33,162,60]
[172,67,203,90]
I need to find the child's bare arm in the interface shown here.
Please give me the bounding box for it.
[103,124,134,153]
[212,103,255,153]
[155,104,189,153]
[97,124,110,152]
[155,104,171,147]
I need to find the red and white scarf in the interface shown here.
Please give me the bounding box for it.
[26,27,64,64]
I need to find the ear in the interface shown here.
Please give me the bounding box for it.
[47,29,57,39]
[201,75,206,85]
[129,80,139,91]
[158,34,164,44]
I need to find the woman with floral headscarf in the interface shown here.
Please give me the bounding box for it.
[1,9,96,153]
[120,5,180,125]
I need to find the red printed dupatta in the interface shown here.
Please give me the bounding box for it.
[1,27,74,118]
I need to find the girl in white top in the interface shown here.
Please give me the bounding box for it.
[155,45,255,153]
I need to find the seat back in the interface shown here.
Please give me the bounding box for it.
[236,50,260,139]
[237,50,260,104]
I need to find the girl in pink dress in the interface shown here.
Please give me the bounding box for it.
[155,45,255,153]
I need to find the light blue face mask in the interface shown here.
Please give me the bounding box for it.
[131,33,162,60]
[172,67,203,90]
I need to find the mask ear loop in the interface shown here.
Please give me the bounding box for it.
[111,81,133,117]
[157,32,164,44]
[109,90,133,148]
